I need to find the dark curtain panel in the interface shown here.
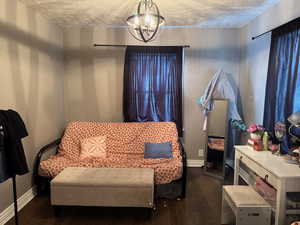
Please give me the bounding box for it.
[263,18,300,152]
[123,46,183,136]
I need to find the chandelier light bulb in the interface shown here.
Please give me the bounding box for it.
[134,17,140,26]
[145,13,151,26]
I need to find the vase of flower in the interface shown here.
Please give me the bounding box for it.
[248,124,264,140]
[247,124,265,151]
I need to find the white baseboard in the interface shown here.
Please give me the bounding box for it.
[187,159,204,167]
[0,186,36,225]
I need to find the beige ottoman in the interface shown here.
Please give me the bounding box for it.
[51,167,154,209]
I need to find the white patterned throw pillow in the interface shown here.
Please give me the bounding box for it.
[80,136,107,160]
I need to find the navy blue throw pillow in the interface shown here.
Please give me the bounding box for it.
[144,142,173,159]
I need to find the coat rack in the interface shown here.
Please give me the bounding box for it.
[0,125,19,225]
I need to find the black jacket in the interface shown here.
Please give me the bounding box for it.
[0,110,29,183]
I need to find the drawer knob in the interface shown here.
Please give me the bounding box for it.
[239,156,243,160]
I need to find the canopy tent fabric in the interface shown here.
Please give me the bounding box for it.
[197,69,243,168]
[197,69,242,130]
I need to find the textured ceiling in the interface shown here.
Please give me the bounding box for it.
[19,0,280,28]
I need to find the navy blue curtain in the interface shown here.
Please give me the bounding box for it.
[263,18,300,153]
[123,46,183,136]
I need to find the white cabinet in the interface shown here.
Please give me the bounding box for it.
[234,146,300,225]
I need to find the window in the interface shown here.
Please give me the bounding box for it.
[123,46,183,136]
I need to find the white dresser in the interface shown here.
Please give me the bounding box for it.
[234,145,300,225]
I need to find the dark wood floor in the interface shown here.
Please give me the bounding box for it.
[6,168,224,225]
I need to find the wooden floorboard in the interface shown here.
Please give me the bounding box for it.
[6,168,224,225]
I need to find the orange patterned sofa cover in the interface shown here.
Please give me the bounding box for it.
[39,121,183,184]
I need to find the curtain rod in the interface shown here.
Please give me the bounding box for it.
[94,44,190,48]
[252,29,273,40]
[252,17,300,40]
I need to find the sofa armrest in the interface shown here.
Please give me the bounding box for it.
[178,138,187,198]
[33,138,61,182]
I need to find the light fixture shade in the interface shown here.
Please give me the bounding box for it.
[126,0,165,43]
[288,111,300,127]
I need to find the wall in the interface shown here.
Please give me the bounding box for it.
[240,0,300,126]
[63,27,241,159]
[63,27,125,123]
[0,0,65,213]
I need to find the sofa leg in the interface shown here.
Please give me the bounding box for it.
[180,192,186,199]
[145,207,154,219]
[53,206,62,217]
[179,186,186,199]
[36,177,51,196]
[148,208,153,219]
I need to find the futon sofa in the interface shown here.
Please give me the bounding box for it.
[34,121,186,199]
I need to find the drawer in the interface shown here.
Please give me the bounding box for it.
[238,153,278,189]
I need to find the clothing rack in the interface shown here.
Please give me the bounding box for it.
[0,125,19,225]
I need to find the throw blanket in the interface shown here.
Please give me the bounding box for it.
[39,122,183,184]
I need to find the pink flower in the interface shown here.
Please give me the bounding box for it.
[257,125,264,131]
[247,124,258,133]
[247,124,265,134]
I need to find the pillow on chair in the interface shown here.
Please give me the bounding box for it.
[80,136,107,160]
[144,142,173,159]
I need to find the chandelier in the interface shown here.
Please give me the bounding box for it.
[126,0,165,43]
